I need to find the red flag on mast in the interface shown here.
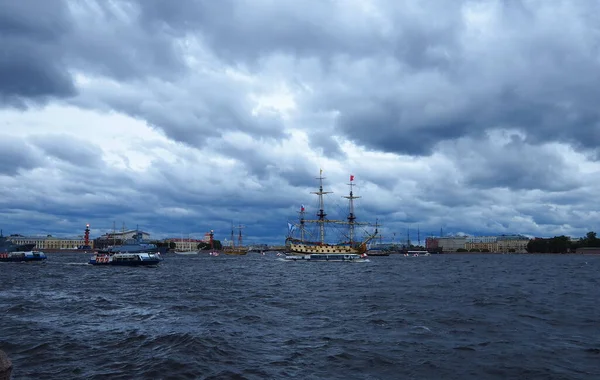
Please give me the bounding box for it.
[350,175,354,181]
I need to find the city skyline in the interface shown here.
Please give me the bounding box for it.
[0,223,586,246]
[2,1,600,243]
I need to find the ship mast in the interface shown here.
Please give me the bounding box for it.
[373,218,383,245]
[237,224,245,247]
[311,169,332,244]
[229,223,244,248]
[342,174,360,244]
[298,205,306,242]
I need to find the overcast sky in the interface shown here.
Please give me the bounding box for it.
[1,0,600,244]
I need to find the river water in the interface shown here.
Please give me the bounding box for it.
[1,252,598,379]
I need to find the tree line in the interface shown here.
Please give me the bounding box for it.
[526,231,600,253]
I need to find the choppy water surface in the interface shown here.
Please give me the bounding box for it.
[1,253,599,379]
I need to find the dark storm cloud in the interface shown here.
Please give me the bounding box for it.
[0,0,76,106]
[0,0,186,109]
[287,1,600,157]
[334,98,474,156]
[0,0,70,39]
[4,0,600,155]
[0,137,43,175]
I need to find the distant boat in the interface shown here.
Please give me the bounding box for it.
[222,224,249,255]
[0,251,47,263]
[174,250,198,255]
[366,249,391,256]
[284,171,378,262]
[89,252,162,266]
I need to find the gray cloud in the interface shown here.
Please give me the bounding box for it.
[442,133,581,192]
[0,137,44,175]
[29,134,104,168]
[133,0,388,62]
[65,1,187,81]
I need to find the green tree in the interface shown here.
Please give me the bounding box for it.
[581,231,600,248]
[197,240,222,250]
[527,235,571,253]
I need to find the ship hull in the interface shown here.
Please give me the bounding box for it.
[0,251,47,262]
[284,253,367,262]
[366,250,391,256]
[89,252,162,266]
[288,242,366,255]
[90,260,161,266]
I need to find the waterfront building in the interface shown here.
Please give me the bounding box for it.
[426,234,531,253]
[164,238,204,252]
[101,230,151,241]
[496,234,529,253]
[465,236,498,252]
[426,236,467,252]
[7,235,92,250]
[93,230,152,249]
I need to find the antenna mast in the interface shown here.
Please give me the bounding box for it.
[342,174,360,244]
[312,169,332,244]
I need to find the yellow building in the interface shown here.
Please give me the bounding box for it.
[496,235,529,253]
[465,236,498,252]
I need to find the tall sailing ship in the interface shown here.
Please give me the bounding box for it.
[284,170,378,262]
[222,224,249,255]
